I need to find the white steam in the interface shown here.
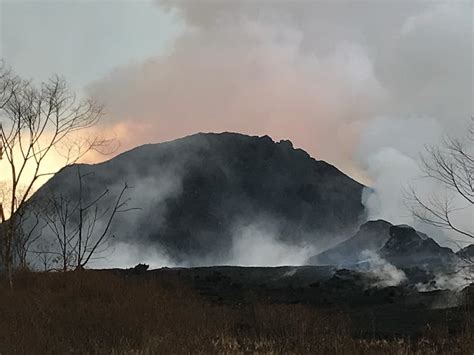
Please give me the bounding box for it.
[89,241,178,269]
[359,250,407,288]
[358,115,474,247]
[416,267,474,292]
[229,220,316,267]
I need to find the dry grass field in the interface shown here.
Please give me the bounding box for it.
[0,270,472,354]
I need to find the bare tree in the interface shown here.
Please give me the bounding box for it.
[32,242,57,272]
[0,70,105,285]
[0,62,17,234]
[14,203,44,270]
[1,182,45,269]
[409,118,473,263]
[41,167,134,271]
[42,194,79,271]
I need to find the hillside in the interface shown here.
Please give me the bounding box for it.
[308,221,462,269]
[31,132,366,265]
[307,220,392,265]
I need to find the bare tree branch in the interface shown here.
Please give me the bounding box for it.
[38,167,136,271]
[0,68,109,284]
[408,118,474,264]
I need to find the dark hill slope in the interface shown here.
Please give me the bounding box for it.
[307,220,392,265]
[381,225,459,267]
[32,132,366,264]
[457,244,474,261]
[308,221,461,269]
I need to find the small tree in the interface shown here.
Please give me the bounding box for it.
[409,118,473,264]
[42,167,134,271]
[32,242,57,272]
[14,203,44,270]
[42,194,79,271]
[1,183,45,269]
[0,67,105,285]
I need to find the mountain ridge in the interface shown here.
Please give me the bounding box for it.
[29,132,367,265]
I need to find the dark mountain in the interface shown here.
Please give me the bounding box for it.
[456,244,474,261]
[32,132,366,265]
[307,220,392,265]
[308,221,460,269]
[381,225,459,267]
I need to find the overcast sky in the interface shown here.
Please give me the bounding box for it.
[0,0,183,91]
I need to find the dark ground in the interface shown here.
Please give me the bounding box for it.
[1,268,472,354]
[111,265,473,339]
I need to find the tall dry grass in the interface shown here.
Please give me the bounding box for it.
[0,270,472,354]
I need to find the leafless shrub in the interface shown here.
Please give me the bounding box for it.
[40,166,135,271]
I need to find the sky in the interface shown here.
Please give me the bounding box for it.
[0,0,183,91]
[0,0,473,246]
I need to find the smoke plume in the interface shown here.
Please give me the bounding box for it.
[87,1,472,249]
[359,250,407,288]
[228,219,316,267]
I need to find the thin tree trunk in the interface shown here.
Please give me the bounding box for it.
[5,218,15,288]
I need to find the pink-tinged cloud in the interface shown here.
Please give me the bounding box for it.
[89,20,386,181]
